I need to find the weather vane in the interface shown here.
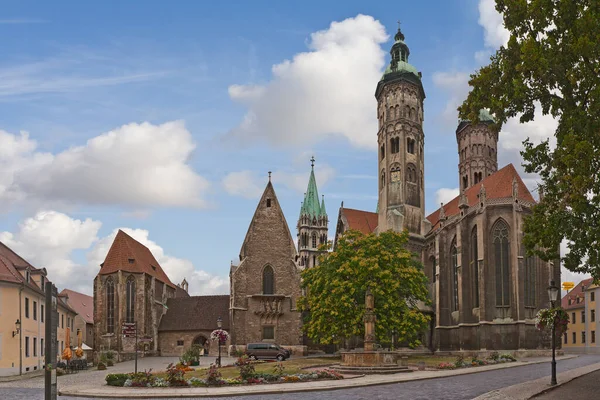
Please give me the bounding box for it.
[310,156,315,168]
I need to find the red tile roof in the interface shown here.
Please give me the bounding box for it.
[0,241,44,293]
[158,295,230,332]
[342,208,378,234]
[59,289,94,324]
[98,230,175,288]
[426,164,535,231]
[561,278,594,309]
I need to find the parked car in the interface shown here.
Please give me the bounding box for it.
[245,343,291,361]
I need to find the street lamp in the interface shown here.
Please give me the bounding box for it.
[547,280,560,386]
[12,319,21,337]
[391,329,397,351]
[217,316,223,367]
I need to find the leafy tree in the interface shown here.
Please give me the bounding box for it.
[298,229,430,348]
[458,0,600,280]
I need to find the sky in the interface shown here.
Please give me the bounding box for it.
[0,0,588,296]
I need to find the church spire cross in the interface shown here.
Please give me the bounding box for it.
[268,171,272,182]
[310,156,315,168]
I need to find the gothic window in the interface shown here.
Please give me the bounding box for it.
[492,219,510,307]
[451,238,459,312]
[471,227,479,308]
[430,256,437,283]
[380,144,385,160]
[407,138,415,154]
[126,275,135,323]
[262,265,274,294]
[462,175,468,190]
[390,164,401,183]
[406,164,419,207]
[106,277,115,333]
[411,107,416,121]
[381,170,386,189]
[312,232,317,248]
[390,137,400,154]
[525,256,537,307]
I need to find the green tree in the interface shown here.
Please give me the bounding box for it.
[298,229,430,348]
[458,0,600,280]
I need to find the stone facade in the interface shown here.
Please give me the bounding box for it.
[230,179,306,354]
[159,331,229,357]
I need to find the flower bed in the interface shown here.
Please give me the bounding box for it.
[107,359,343,388]
[437,353,516,370]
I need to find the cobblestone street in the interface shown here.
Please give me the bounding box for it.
[1,355,599,400]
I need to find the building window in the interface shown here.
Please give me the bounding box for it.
[462,175,468,190]
[592,292,596,302]
[126,276,136,323]
[177,340,184,346]
[262,265,274,295]
[312,233,317,248]
[61,314,64,329]
[407,138,415,154]
[568,298,572,305]
[592,331,596,344]
[471,227,479,308]
[41,276,45,291]
[451,238,459,312]
[524,256,537,307]
[572,332,576,344]
[266,198,271,208]
[25,297,30,318]
[41,338,44,356]
[582,332,586,344]
[25,337,30,357]
[380,144,385,160]
[492,220,510,307]
[33,337,37,357]
[106,277,115,334]
[582,311,586,323]
[572,312,576,324]
[33,301,37,320]
[41,304,44,323]
[262,326,275,340]
[381,170,386,188]
[67,317,70,329]
[592,309,595,322]
[390,137,400,154]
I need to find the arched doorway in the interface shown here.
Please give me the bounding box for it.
[193,335,209,356]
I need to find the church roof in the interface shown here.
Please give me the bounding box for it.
[98,230,176,288]
[341,208,378,235]
[59,289,94,324]
[301,167,321,218]
[426,164,535,232]
[561,278,594,310]
[158,295,230,332]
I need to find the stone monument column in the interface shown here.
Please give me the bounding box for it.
[364,288,376,352]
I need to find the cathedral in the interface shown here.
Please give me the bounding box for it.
[92,24,560,358]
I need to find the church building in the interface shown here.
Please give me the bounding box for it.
[334,25,560,351]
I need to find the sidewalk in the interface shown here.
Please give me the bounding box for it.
[473,361,600,400]
[58,355,578,398]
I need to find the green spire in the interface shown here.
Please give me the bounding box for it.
[320,195,327,218]
[301,156,321,219]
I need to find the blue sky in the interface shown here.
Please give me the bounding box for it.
[1,0,581,294]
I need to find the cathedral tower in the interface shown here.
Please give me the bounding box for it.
[297,157,328,268]
[456,109,499,192]
[375,24,429,238]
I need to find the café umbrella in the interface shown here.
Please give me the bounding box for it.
[75,329,84,358]
[62,327,72,361]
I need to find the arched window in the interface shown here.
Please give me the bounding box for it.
[525,255,537,307]
[429,256,437,283]
[126,275,135,323]
[390,164,401,183]
[492,220,510,306]
[380,144,385,160]
[106,277,115,333]
[311,232,317,248]
[451,239,459,312]
[381,170,386,189]
[471,227,479,308]
[262,265,274,294]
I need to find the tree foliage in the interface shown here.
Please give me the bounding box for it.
[298,229,430,348]
[458,0,600,280]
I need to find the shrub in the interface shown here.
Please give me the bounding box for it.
[454,355,466,368]
[166,363,188,387]
[129,370,154,387]
[188,377,207,387]
[152,378,169,387]
[107,360,114,367]
[273,362,285,376]
[205,364,223,386]
[105,351,115,360]
[487,351,500,362]
[237,355,255,380]
[97,362,107,370]
[315,369,343,380]
[500,354,516,362]
[106,373,130,387]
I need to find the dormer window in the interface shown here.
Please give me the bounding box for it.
[151,265,157,271]
[266,198,272,208]
[26,270,30,283]
[128,258,134,264]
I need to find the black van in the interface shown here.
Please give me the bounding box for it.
[245,343,291,361]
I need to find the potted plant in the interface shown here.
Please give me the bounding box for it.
[535,307,570,336]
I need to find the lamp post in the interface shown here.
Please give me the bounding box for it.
[217,316,222,368]
[547,280,560,386]
[12,319,21,337]
[391,329,397,351]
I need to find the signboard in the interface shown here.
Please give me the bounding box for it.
[122,322,137,338]
[45,282,58,400]
[562,282,575,291]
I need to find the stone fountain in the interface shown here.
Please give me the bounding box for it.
[335,289,411,375]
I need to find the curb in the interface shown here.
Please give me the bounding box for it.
[58,355,578,398]
[472,361,600,400]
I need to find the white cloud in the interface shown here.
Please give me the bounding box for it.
[227,14,388,149]
[478,0,510,48]
[431,71,471,123]
[0,121,211,210]
[274,164,336,194]
[434,188,460,206]
[222,170,265,199]
[560,239,591,296]
[0,211,228,296]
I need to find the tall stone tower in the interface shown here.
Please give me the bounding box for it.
[375,24,429,241]
[456,109,499,192]
[297,157,328,269]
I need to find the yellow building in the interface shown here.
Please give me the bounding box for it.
[0,242,77,376]
[561,278,599,353]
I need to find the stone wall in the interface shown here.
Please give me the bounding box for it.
[158,330,230,357]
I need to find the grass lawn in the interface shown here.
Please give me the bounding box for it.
[179,357,340,379]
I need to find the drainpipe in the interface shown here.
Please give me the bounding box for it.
[19,284,23,376]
